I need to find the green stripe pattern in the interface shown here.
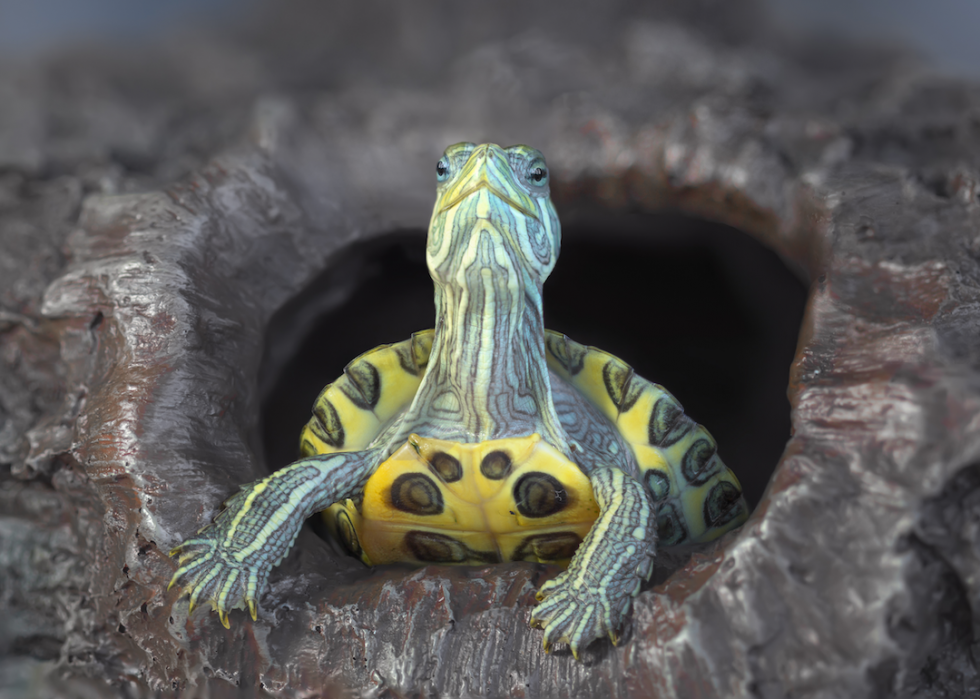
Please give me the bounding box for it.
[393,143,568,452]
[530,466,655,659]
[169,450,380,626]
[167,143,745,661]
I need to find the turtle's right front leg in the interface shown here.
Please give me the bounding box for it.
[169,449,380,627]
[530,465,657,659]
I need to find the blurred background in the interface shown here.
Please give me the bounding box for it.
[0,2,975,696]
[1,0,973,507]
[0,0,977,77]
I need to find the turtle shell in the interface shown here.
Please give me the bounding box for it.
[299,328,747,568]
[544,331,748,546]
[329,434,598,566]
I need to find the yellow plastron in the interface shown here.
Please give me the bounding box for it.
[325,434,599,568]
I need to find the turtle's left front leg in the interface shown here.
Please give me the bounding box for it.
[169,449,381,627]
[530,465,657,659]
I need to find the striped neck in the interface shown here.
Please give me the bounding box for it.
[395,142,567,450]
[412,226,565,446]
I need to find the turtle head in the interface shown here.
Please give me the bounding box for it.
[427,142,561,290]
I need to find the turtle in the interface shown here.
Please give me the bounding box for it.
[169,142,749,658]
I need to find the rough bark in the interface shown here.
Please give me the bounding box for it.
[2,1,978,697]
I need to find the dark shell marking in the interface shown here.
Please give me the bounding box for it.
[340,360,381,410]
[602,359,643,413]
[404,531,501,564]
[514,472,569,518]
[390,473,444,516]
[648,395,694,447]
[680,434,720,486]
[310,397,345,449]
[656,501,688,547]
[644,468,670,502]
[335,509,362,556]
[704,480,747,529]
[480,450,512,480]
[545,332,587,376]
[428,451,463,483]
[512,532,583,562]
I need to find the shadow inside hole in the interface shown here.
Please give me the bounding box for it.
[259,231,433,473]
[259,212,808,512]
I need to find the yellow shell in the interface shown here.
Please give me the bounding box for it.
[544,332,747,545]
[326,433,599,567]
[299,329,749,567]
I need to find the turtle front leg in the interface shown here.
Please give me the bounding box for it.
[169,450,379,627]
[530,465,656,659]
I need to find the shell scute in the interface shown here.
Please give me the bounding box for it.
[544,332,587,376]
[340,359,381,410]
[326,434,599,567]
[601,358,643,413]
[543,330,749,548]
[298,335,431,455]
[309,396,345,450]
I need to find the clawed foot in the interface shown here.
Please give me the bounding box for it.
[529,551,652,659]
[168,530,264,628]
[167,478,304,628]
[529,465,656,659]
[167,453,371,628]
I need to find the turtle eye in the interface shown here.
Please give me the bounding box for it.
[436,158,450,182]
[528,162,548,187]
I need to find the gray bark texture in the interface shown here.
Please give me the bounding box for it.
[1,1,979,697]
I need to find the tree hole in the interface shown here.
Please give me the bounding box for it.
[259,212,807,510]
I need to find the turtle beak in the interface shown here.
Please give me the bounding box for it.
[437,144,539,221]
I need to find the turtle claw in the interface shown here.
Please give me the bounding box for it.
[167,459,345,628]
[531,579,624,660]
[528,466,656,659]
[169,530,268,628]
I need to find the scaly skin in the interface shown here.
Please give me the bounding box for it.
[531,467,655,657]
[169,450,381,627]
[169,143,734,659]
